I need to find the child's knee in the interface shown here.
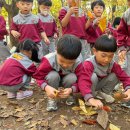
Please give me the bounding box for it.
[63,73,77,85]
[46,71,60,83]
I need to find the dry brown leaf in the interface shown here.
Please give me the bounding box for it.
[71,119,78,126]
[83,119,97,125]
[60,117,69,128]
[0,90,6,96]
[16,118,24,122]
[14,111,28,118]
[109,123,120,130]
[113,92,128,101]
[97,110,109,129]
[15,107,24,112]
[24,121,31,126]
[40,120,49,127]
[102,106,112,112]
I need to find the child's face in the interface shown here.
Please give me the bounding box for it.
[57,54,76,69]
[21,50,32,59]
[16,1,33,14]
[93,4,104,17]
[93,49,114,66]
[39,5,50,16]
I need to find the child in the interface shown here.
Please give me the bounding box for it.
[78,35,130,108]
[58,0,91,61]
[10,0,49,60]
[38,0,58,56]
[33,34,83,111]
[0,3,10,64]
[109,17,121,39]
[117,0,130,107]
[0,39,39,99]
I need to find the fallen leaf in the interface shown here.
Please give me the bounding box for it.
[40,120,49,127]
[0,90,6,96]
[71,119,78,126]
[97,110,109,129]
[113,92,128,101]
[109,123,120,130]
[60,116,69,128]
[16,118,24,122]
[14,111,28,118]
[102,106,112,112]
[72,106,81,111]
[83,119,97,125]
[15,107,24,112]
[79,99,88,114]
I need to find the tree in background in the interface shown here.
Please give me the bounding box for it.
[0,0,128,46]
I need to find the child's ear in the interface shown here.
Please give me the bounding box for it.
[92,47,97,55]
[16,2,19,8]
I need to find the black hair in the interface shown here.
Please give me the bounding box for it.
[112,17,121,28]
[91,0,105,10]
[18,0,33,2]
[57,34,82,60]
[16,39,40,63]
[38,0,52,6]
[94,34,117,52]
[0,2,3,7]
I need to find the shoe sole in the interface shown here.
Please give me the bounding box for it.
[46,107,58,112]
[16,93,33,100]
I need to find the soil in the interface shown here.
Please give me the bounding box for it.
[0,86,130,130]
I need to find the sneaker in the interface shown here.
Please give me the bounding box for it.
[98,91,115,103]
[7,92,16,99]
[66,96,75,106]
[16,90,33,100]
[46,98,58,112]
[121,101,130,108]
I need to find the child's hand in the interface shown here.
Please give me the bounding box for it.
[93,18,100,26]
[44,37,50,45]
[58,88,72,98]
[54,33,58,39]
[118,50,127,63]
[68,7,79,15]
[45,85,58,98]
[88,98,103,108]
[105,28,111,35]
[11,30,21,39]
[124,89,130,101]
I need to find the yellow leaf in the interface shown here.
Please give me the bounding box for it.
[78,99,88,114]
[71,119,78,126]
[12,53,23,60]
[72,106,81,111]
[98,17,107,32]
[109,123,120,130]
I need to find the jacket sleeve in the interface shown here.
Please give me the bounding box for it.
[0,16,8,35]
[112,62,130,91]
[78,61,94,101]
[37,19,45,33]
[71,63,83,93]
[117,17,128,49]
[33,57,53,89]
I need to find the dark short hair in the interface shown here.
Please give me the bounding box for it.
[94,34,117,52]
[18,0,33,2]
[57,35,82,60]
[38,0,52,6]
[16,39,40,62]
[0,2,3,7]
[112,17,121,28]
[91,0,105,10]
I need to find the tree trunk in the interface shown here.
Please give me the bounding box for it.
[0,0,19,46]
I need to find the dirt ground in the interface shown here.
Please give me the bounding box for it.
[0,86,130,130]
